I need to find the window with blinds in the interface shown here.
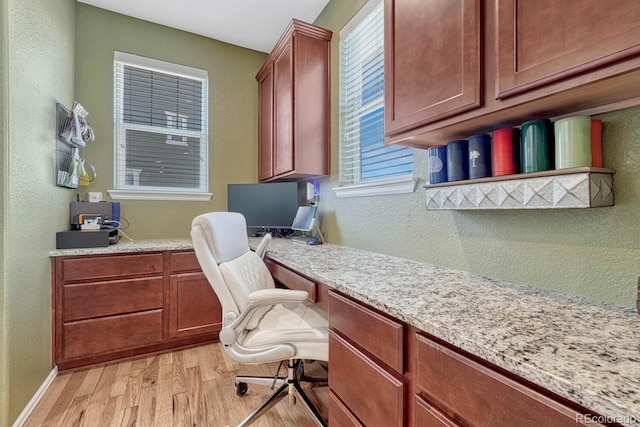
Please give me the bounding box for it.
[339,0,412,188]
[113,52,209,199]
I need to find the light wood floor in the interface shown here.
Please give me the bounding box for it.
[24,342,328,427]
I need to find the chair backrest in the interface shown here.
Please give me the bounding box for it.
[191,212,275,324]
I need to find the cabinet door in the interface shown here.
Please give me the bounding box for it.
[257,64,274,181]
[384,0,481,136]
[169,272,222,338]
[272,41,294,177]
[496,0,640,98]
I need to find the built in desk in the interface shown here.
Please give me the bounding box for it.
[51,238,640,426]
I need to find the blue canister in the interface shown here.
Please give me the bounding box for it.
[468,133,492,179]
[446,139,469,182]
[428,145,447,184]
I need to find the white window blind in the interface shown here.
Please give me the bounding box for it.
[339,0,412,187]
[112,52,209,200]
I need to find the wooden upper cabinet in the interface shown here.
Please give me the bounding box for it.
[272,41,295,177]
[257,64,274,181]
[384,0,482,136]
[496,0,640,98]
[384,0,640,148]
[256,20,332,182]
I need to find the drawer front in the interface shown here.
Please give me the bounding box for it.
[329,390,364,427]
[63,276,164,321]
[414,395,458,427]
[329,290,404,372]
[414,332,604,427]
[265,259,317,303]
[329,331,404,427]
[61,253,163,282]
[62,309,164,360]
[169,250,202,273]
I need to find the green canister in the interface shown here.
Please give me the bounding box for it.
[520,119,554,173]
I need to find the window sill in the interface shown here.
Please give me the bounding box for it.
[108,189,212,201]
[332,176,417,198]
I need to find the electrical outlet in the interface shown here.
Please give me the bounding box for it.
[88,192,103,203]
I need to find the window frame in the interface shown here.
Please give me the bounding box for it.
[333,0,416,199]
[108,52,211,201]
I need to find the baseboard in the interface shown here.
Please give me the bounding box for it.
[11,366,58,427]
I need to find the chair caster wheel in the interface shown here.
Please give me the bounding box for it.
[236,382,248,396]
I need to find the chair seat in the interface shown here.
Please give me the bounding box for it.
[240,302,329,362]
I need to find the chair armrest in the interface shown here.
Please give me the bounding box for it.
[255,233,272,259]
[219,288,309,346]
[247,288,308,305]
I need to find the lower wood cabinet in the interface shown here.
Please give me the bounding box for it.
[62,309,164,360]
[329,290,404,373]
[412,332,609,427]
[169,272,222,338]
[413,395,457,427]
[265,257,328,312]
[329,390,364,427]
[168,250,222,339]
[327,289,614,427]
[329,331,405,427]
[328,290,406,427]
[52,250,222,370]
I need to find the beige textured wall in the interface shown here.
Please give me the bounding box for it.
[3,0,77,424]
[0,0,7,423]
[315,1,640,308]
[76,4,267,240]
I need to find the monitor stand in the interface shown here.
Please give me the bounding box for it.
[291,221,325,245]
[252,228,292,238]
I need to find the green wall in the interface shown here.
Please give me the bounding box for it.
[2,0,77,424]
[76,4,267,240]
[315,1,640,308]
[0,0,7,423]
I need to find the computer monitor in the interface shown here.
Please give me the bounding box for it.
[227,182,303,230]
[291,206,317,231]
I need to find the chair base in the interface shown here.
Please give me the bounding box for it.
[236,360,328,427]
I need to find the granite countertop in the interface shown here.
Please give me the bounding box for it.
[50,237,640,425]
[49,238,194,257]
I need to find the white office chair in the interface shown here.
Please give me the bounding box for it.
[191,212,328,427]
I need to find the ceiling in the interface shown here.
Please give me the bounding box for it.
[77,0,331,53]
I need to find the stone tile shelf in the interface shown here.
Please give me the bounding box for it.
[425,167,614,210]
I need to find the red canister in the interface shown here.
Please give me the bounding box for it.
[591,119,603,168]
[491,127,520,176]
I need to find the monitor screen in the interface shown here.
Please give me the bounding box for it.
[291,206,317,231]
[228,182,302,229]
